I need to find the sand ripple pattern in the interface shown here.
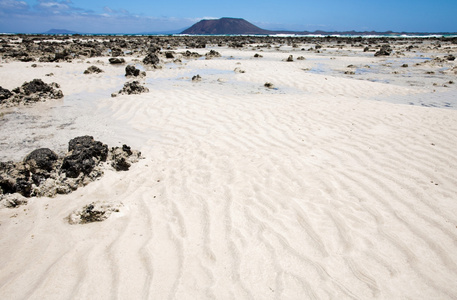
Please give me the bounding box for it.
[1,54,457,299]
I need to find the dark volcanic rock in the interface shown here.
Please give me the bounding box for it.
[3,79,63,106]
[125,65,140,77]
[165,51,175,59]
[143,53,160,65]
[17,79,56,96]
[182,50,202,58]
[84,65,104,74]
[111,48,123,57]
[24,148,59,172]
[68,202,123,224]
[112,81,149,97]
[374,45,392,56]
[0,86,13,102]
[1,136,141,206]
[109,57,125,64]
[61,136,108,178]
[111,145,134,171]
[192,74,202,81]
[205,50,221,58]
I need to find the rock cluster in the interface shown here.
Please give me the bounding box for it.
[109,58,125,64]
[143,53,160,66]
[192,74,202,81]
[125,65,145,77]
[0,136,141,208]
[111,81,149,97]
[205,49,221,59]
[84,65,104,74]
[374,45,392,56]
[0,79,63,107]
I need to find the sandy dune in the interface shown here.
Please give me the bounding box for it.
[1,45,457,299]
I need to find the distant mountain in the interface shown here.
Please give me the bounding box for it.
[181,17,457,36]
[44,29,79,35]
[181,18,272,35]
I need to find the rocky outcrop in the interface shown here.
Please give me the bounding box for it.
[61,136,108,178]
[109,57,125,64]
[205,50,221,59]
[111,81,149,97]
[1,79,63,107]
[0,136,141,208]
[125,65,145,77]
[143,53,160,66]
[84,66,104,74]
[182,50,202,58]
[374,45,392,56]
[0,87,13,103]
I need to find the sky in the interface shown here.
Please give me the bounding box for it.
[0,0,456,34]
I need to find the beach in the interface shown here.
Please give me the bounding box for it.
[1,36,457,299]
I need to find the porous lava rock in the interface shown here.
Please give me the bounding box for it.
[84,66,104,74]
[111,81,149,97]
[1,79,63,106]
[0,136,141,208]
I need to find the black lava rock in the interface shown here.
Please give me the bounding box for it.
[61,136,108,178]
[109,58,125,64]
[143,53,159,65]
[125,65,140,77]
[24,148,58,172]
[0,86,13,102]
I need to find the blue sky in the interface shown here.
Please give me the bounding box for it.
[0,0,456,33]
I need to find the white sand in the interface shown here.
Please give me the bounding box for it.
[1,46,457,299]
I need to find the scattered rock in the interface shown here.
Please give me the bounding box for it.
[0,193,28,209]
[0,86,13,103]
[182,50,202,58]
[297,56,305,60]
[446,54,455,61]
[68,201,123,224]
[143,53,160,65]
[61,136,108,178]
[125,65,141,77]
[254,53,263,58]
[109,58,125,64]
[264,82,274,89]
[205,49,221,58]
[344,71,355,75]
[0,136,141,207]
[165,51,174,59]
[234,67,245,73]
[112,81,149,97]
[401,64,409,68]
[110,144,141,171]
[111,48,123,57]
[25,148,59,172]
[1,79,63,106]
[286,55,294,62]
[374,45,392,56]
[192,74,202,81]
[84,65,104,74]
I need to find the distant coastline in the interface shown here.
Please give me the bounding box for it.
[2,17,456,37]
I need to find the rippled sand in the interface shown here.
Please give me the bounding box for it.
[1,43,457,299]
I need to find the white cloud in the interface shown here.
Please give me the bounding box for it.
[0,0,29,11]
